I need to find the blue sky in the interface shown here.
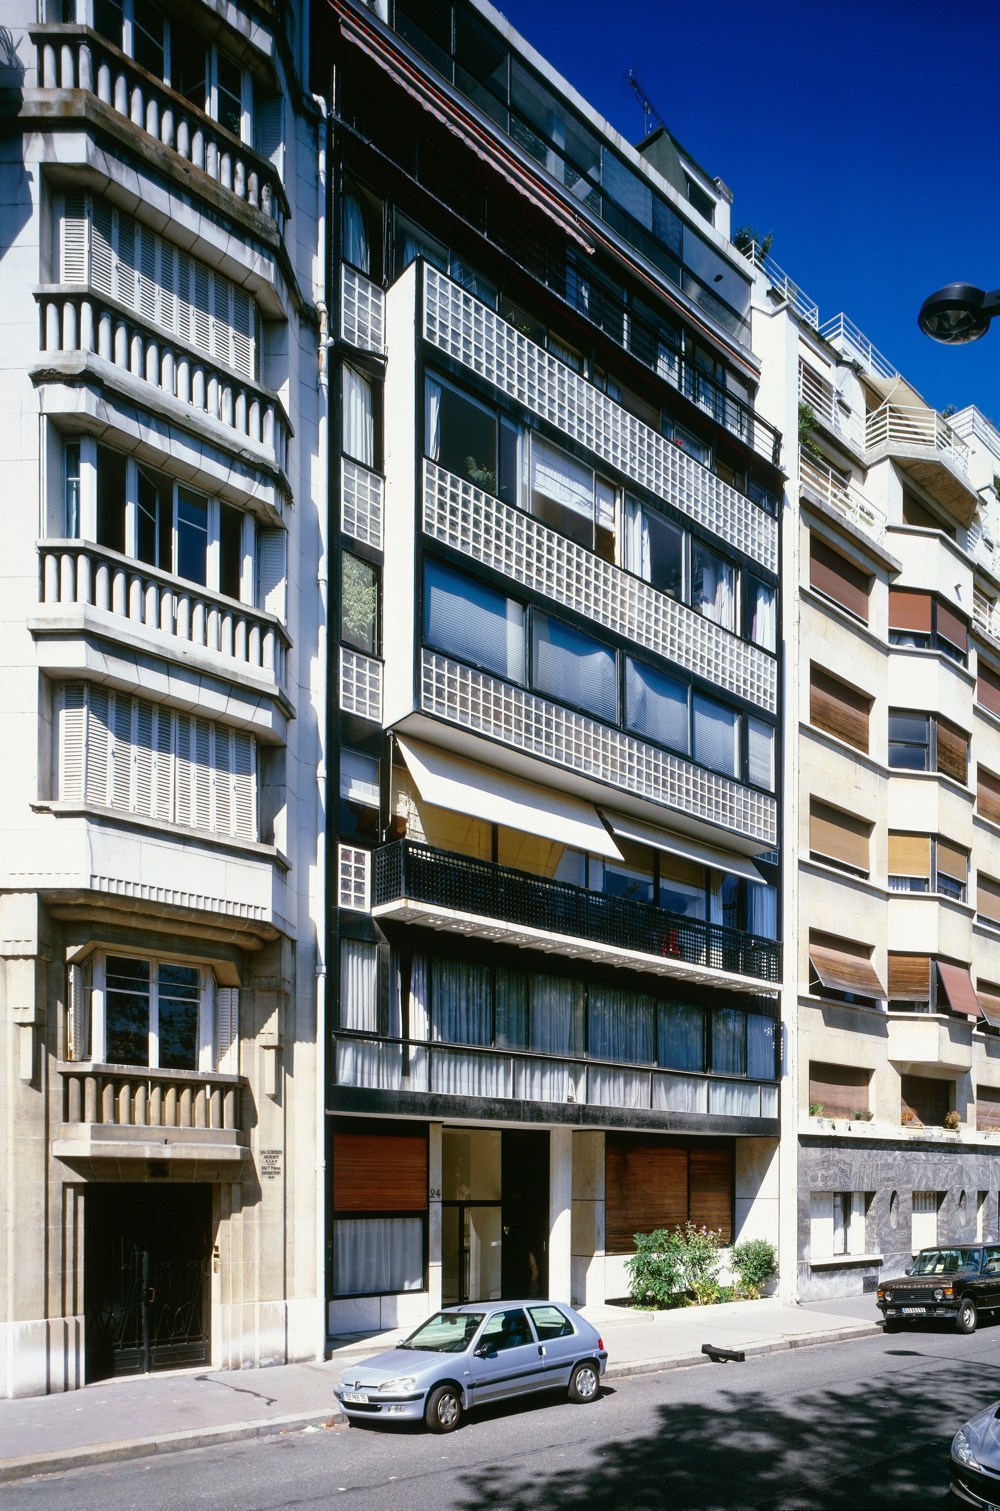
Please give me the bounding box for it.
[494,0,1000,422]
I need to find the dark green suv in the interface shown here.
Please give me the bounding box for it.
[877,1246,1000,1334]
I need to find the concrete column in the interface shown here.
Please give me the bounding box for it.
[571,1130,605,1307]
[734,1138,780,1283]
[548,1127,572,1302]
[427,1122,442,1313]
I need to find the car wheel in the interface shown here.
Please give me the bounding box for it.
[425,1384,462,1433]
[568,1361,600,1404]
[883,1319,902,1334]
[955,1298,978,1335]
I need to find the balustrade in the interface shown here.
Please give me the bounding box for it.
[60,1063,242,1134]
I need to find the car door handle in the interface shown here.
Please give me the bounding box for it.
[538,1345,545,1357]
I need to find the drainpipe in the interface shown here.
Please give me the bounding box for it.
[313,91,329,1356]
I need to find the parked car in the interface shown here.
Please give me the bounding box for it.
[333,1301,607,1432]
[877,1245,1000,1334]
[949,1400,1000,1508]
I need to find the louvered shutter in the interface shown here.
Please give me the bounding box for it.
[177,252,191,342]
[936,720,968,785]
[61,194,88,284]
[44,417,65,537]
[159,240,176,329]
[91,197,114,297]
[231,287,254,379]
[67,962,88,1062]
[175,714,192,827]
[255,94,285,181]
[214,725,232,835]
[212,275,230,365]
[111,693,133,811]
[59,684,87,801]
[257,528,286,621]
[134,699,155,816]
[979,766,1000,826]
[191,262,211,353]
[137,224,157,323]
[115,209,136,309]
[809,666,870,752]
[85,687,111,806]
[192,719,212,830]
[232,730,256,839]
[216,987,240,1074]
[154,706,173,821]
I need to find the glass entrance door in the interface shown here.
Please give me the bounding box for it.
[441,1202,502,1304]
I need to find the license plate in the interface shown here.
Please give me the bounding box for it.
[343,1391,369,1404]
[900,1306,926,1315]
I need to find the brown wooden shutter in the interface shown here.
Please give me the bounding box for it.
[901,1074,950,1128]
[977,1085,1000,1131]
[889,589,932,632]
[936,839,967,884]
[808,1061,871,1118]
[887,833,931,878]
[333,1132,428,1212]
[809,666,871,752]
[809,534,870,622]
[809,800,871,872]
[936,601,968,653]
[978,662,1000,717]
[978,873,1000,924]
[688,1144,733,1243]
[978,983,1000,1028]
[936,720,968,784]
[605,1137,688,1254]
[936,962,981,1019]
[887,953,930,1001]
[978,766,1000,825]
[809,932,885,998]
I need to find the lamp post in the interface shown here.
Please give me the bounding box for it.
[918,283,1000,345]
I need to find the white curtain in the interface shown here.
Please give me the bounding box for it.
[335,1037,402,1090]
[750,580,777,652]
[587,1065,649,1108]
[712,1008,746,1075]
[409,955,430,1041]
[340,939,378,1031]
[496,968,527,1048]
[332,1217,424,1296]
[760,1084,779,1118]
[588,986,654,1064]
[747,881,778,939]
[514,1057,573,1103]
[708,1079,760,1116]
[624,496,651,581]
[653,1072,708,1114]
[747,1013,776,1080]
[431,958,491,1045]
[529,975,582,1055]
[431,1048,510,1097]
[424,377,441,461]
[343,192,370,274]
[530,435,594,519]
[693,545,736,630]
[343,367,374,467]
[657,1002,704,1072]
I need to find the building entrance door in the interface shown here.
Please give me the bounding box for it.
[441,1129,550,1303]
[84,1183,212,1381]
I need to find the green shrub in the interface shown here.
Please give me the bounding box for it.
[731,1238,778,1299]
[626,1223,724,1309]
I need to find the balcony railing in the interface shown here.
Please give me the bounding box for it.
[37,540,289,688]
[798,359,864,452]
[30,26,286,232]
[974,589,1000,643]
[59,1062,244,1136]
[372,841,781,984]
[741,240,819,329]
[798,449,886,543]
[335,1033,779,1120]
[37,289,290,477]
[866,403,970,476]
[341,265,385,354]
[819,313,899,382]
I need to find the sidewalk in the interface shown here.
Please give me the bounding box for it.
[0,1294,882,1483]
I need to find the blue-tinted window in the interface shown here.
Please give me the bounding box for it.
[531,613,617,722]
[625,658,689,753]
[423,559,524,681]
[693,694,739,777]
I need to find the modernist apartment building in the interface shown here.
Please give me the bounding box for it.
[0,0,325,1392]
[749,251,1000,1298]
[317,0,785,1331]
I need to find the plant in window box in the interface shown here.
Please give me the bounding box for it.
[854,1109,874,1123]
[464,456,496,492]
[944,1110,962,1130]
[900,1108,917,1126]
[808,1101,824,1117]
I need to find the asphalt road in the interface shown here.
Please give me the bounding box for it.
[5,1322,999,1511]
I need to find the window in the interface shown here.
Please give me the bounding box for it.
[425,374,498,492]
[90,952,228,1072]
[657,1002,704,1071]
[625,659,689,754]
[340,939,378,1032]
[342,367,375,467]
[338,845,370,911]
[528,433,613,558]
[887,833,931,893]
[691,540,737,632]
[177,489,208,585]
[96,445,127,554]
[809,800,871,877]
[810,1192,867,1258]
[810,666,871,752]
[889,589,968,664]
[888,954,930,1010]
[605,1137,733,1252]
[340,553,379,655]
[343,189,370,275]
[532,613,617,722]
[809,932,884,1004]
[978,661,1000,718]
[423,559,524,681]
[937,719,968,785]
[936,840,968,902]
[65,441,81,538]
[808,1062,871,1119]
[692,694,739,777]
[809,533,870,622]
[904,1077,950,1128]
[332,1128,427,1296]
[748,576,777,652]
[340,749,379,838]
[977,1086,1000,1133]
[623,496,684,600]
[979,765,1000,825]
[978,873,1000,931]
[888,711,929,770]
[747,718,776,792]
[527,1305,574,1341]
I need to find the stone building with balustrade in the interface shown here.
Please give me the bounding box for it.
[0,0,326,1393]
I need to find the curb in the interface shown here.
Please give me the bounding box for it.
[0,1408,346,1485]
[604,1322,881,1380]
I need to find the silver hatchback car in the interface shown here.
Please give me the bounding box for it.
[334,1301,608,1432]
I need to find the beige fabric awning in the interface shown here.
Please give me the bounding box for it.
[397,737,623,861]
[600,811,766,883]
[937,962,982,1020]
[809,935,885,999]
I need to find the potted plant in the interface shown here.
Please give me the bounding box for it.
[809,1101,824,1118]
[944,1110,961,1131]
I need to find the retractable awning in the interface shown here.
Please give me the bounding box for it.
[600,811,766,884]
[936,962,982,1020]
[976,985,1000,1029]
[809,936,886,999]
[397,737,623,861]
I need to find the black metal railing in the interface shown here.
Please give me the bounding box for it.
[372,841,782,984]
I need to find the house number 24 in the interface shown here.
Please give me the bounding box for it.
[429,1187,442,1199]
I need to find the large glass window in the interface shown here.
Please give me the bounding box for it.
[693,694,740,777]
[624,496,684,599]
[531,612,617,721]
[136,465,172,571]
[343,190,370,275]
[341,553,379,655]
[132,0,165,77]
[105,955,150,1066]
[625,658,689,753]
[423,559,524,681]
[660,856,706,919]
[588,986,654,1064]
[431,958,492,1046]
[888,712,930,771]
[215,51,244,137]
[425,375,498,492]
[96,445,127,555]
[103,955,200,1070]
[343,367,375,467]
[747,1014,777,1080]
[658,1002,704,1072]
[748,577,777,652]
[748,718,776,792]
[691,541,737,632]
[528,434,596,549]
[156,963,200,1070]
[712,1008,746,1075]
[332,1217,424,1296]
[176,489,208,585]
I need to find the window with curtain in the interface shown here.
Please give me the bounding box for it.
[711,1008,746,1075]
[531,613,617,722]
[747,1014,776,1080]
[693,694,740,777]
[746,883,778,940]
[691,541,737,631]
[496,968,528,1048]
[340,940,378,1032]
[332,1217,424,1295]
[657,1002,704,1071]
[342,366,375,467]
[592,857,654,905]
[394,212,448,279]
[423,558,525,681]
[748,577,777,651]
[431,958,492,1045]
[625,658,689,754]
[343,190,370,274]
[623,496,684,600]
[660,856,707,919]
[528,434,596,549]
[424,375,498,492]
[529,974,584,1056]
[747,718,775,791]
[588,987,655,1064]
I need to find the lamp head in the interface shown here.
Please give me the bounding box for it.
[918,283,999,344]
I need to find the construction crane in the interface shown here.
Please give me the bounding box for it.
[626,69,665,138]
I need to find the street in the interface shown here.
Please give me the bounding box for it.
[2,1323,996,1510]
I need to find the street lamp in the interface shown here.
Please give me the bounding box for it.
[918,282,1000,344]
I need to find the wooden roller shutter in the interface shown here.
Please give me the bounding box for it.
[977,983,1000,1029]
[887,953,930,1002]
[901,1074,950,1128]
[936,601,968,654]
[333,1132,428,1212]
[936,962,981,1019]
[809,666,871,752]
[808,1061,871,1118]
[977,1085,1000,1132]
[936,720,968,785]
[809,534,871,622]
[937,839,967,885]
[889,589,932,632]
[689,1144,733,1243]
[978,766,1000,825]
[809,800,871,873]
[809,932,885,998]
[605,1137,689,1254]
[887,833,931,879]
[977,662,1000,718]
[978,874,1000,925]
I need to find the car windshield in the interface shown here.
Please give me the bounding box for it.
[399,1312,486,1353]
[911,1248,980,1275]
